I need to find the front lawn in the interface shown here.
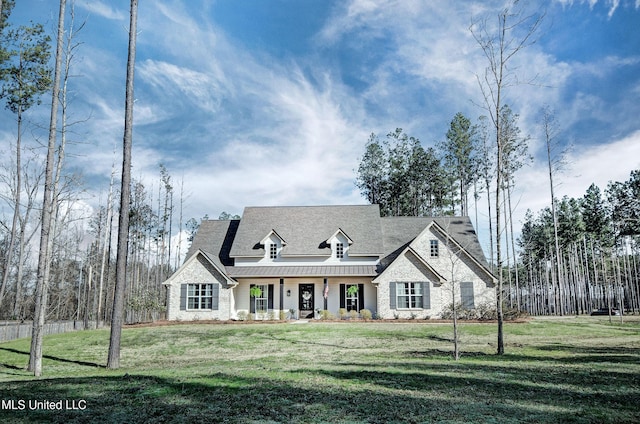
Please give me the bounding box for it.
[1,317,639,423]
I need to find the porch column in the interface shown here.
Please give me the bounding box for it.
[279,278,284,313]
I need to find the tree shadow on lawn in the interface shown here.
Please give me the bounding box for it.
[405,343,640,365]
[0,346,104,369]
[310,362,638,421]
[533,344,640,364]
[0,369,621,424]
[335,358,636,392]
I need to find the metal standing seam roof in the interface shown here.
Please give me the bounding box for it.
[225,265,378,278]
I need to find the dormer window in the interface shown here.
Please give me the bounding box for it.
[261,229,286,260]
[327,228,352,260]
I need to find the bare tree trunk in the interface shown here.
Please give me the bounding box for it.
[471,1,544,354]
[506,185,520,310]
[175,176,184,270]
[485,176,494,271]
[107,0,138,369]
[0,111,22,314]
[97,164,115,327]
[29,0,66,377]
[13,174,41,320]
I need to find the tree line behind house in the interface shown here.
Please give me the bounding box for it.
[355,119,640,317]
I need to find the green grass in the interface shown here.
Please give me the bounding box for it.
[1,317,639,423]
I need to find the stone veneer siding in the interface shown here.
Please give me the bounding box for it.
[375,228,495,319]
[166,255,233,321]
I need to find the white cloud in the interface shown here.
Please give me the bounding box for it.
[75,0,373,220]
[552,0,640,17]
[137,60,226,115]
[77,1,126,21]
[512,130,640,227]
[15,0,638,233]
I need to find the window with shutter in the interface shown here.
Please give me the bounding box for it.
[340,284,365,311]
[250,284,270,313]
[392,282,428,309]
[185,283,217,310]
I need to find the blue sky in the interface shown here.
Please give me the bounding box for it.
[2,0,640,256]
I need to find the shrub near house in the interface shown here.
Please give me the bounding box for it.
[163,205,496,320]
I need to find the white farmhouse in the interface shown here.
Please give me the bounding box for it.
[163,205,496,320]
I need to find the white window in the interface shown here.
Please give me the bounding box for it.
[251,284,269,312]
[269,243,278,259]
[430,239,439,258]
[396,282,423,309]
[345,284,359,311]
[336,242,344,259]
[187,284,213,310]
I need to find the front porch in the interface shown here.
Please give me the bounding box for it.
[233,277,377,320]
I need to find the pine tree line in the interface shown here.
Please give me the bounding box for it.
[518,174,640,316]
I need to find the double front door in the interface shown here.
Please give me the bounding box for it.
[299,284,314,319]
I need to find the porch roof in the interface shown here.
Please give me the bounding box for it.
[225,265,377,278]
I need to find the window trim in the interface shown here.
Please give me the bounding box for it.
[187,283,214,310]
[253,284,269,312]
[430,239,439,258]
[269,242,278,259]
[395,282,424,310]
[250,284,274,314]
[345,284,359,311]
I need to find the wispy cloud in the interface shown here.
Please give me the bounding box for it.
[74,0,372,217]
[552,0,640,17]
[10,0,637,231]
[76,1,126,21]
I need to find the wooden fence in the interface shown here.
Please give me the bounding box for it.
[0,321,104,343]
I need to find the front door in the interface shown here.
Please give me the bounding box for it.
[299,284,315,319]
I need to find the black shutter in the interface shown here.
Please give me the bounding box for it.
[268,284,274,309]
[358,284,364,311]
[422,282,430,309]
[180,284,187,310]
[249,284,255,314]
[389,282,396,309]
[211,284,219,310]
[339,284,345,309]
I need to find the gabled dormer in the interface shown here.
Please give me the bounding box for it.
[326,228,353,260]
[260,229,286,260]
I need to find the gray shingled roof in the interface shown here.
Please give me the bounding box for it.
[229,205,384,258]
[185,219,239,268]
[379,216,490,269]
[431,217,489,268]
[184,206,492,280]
